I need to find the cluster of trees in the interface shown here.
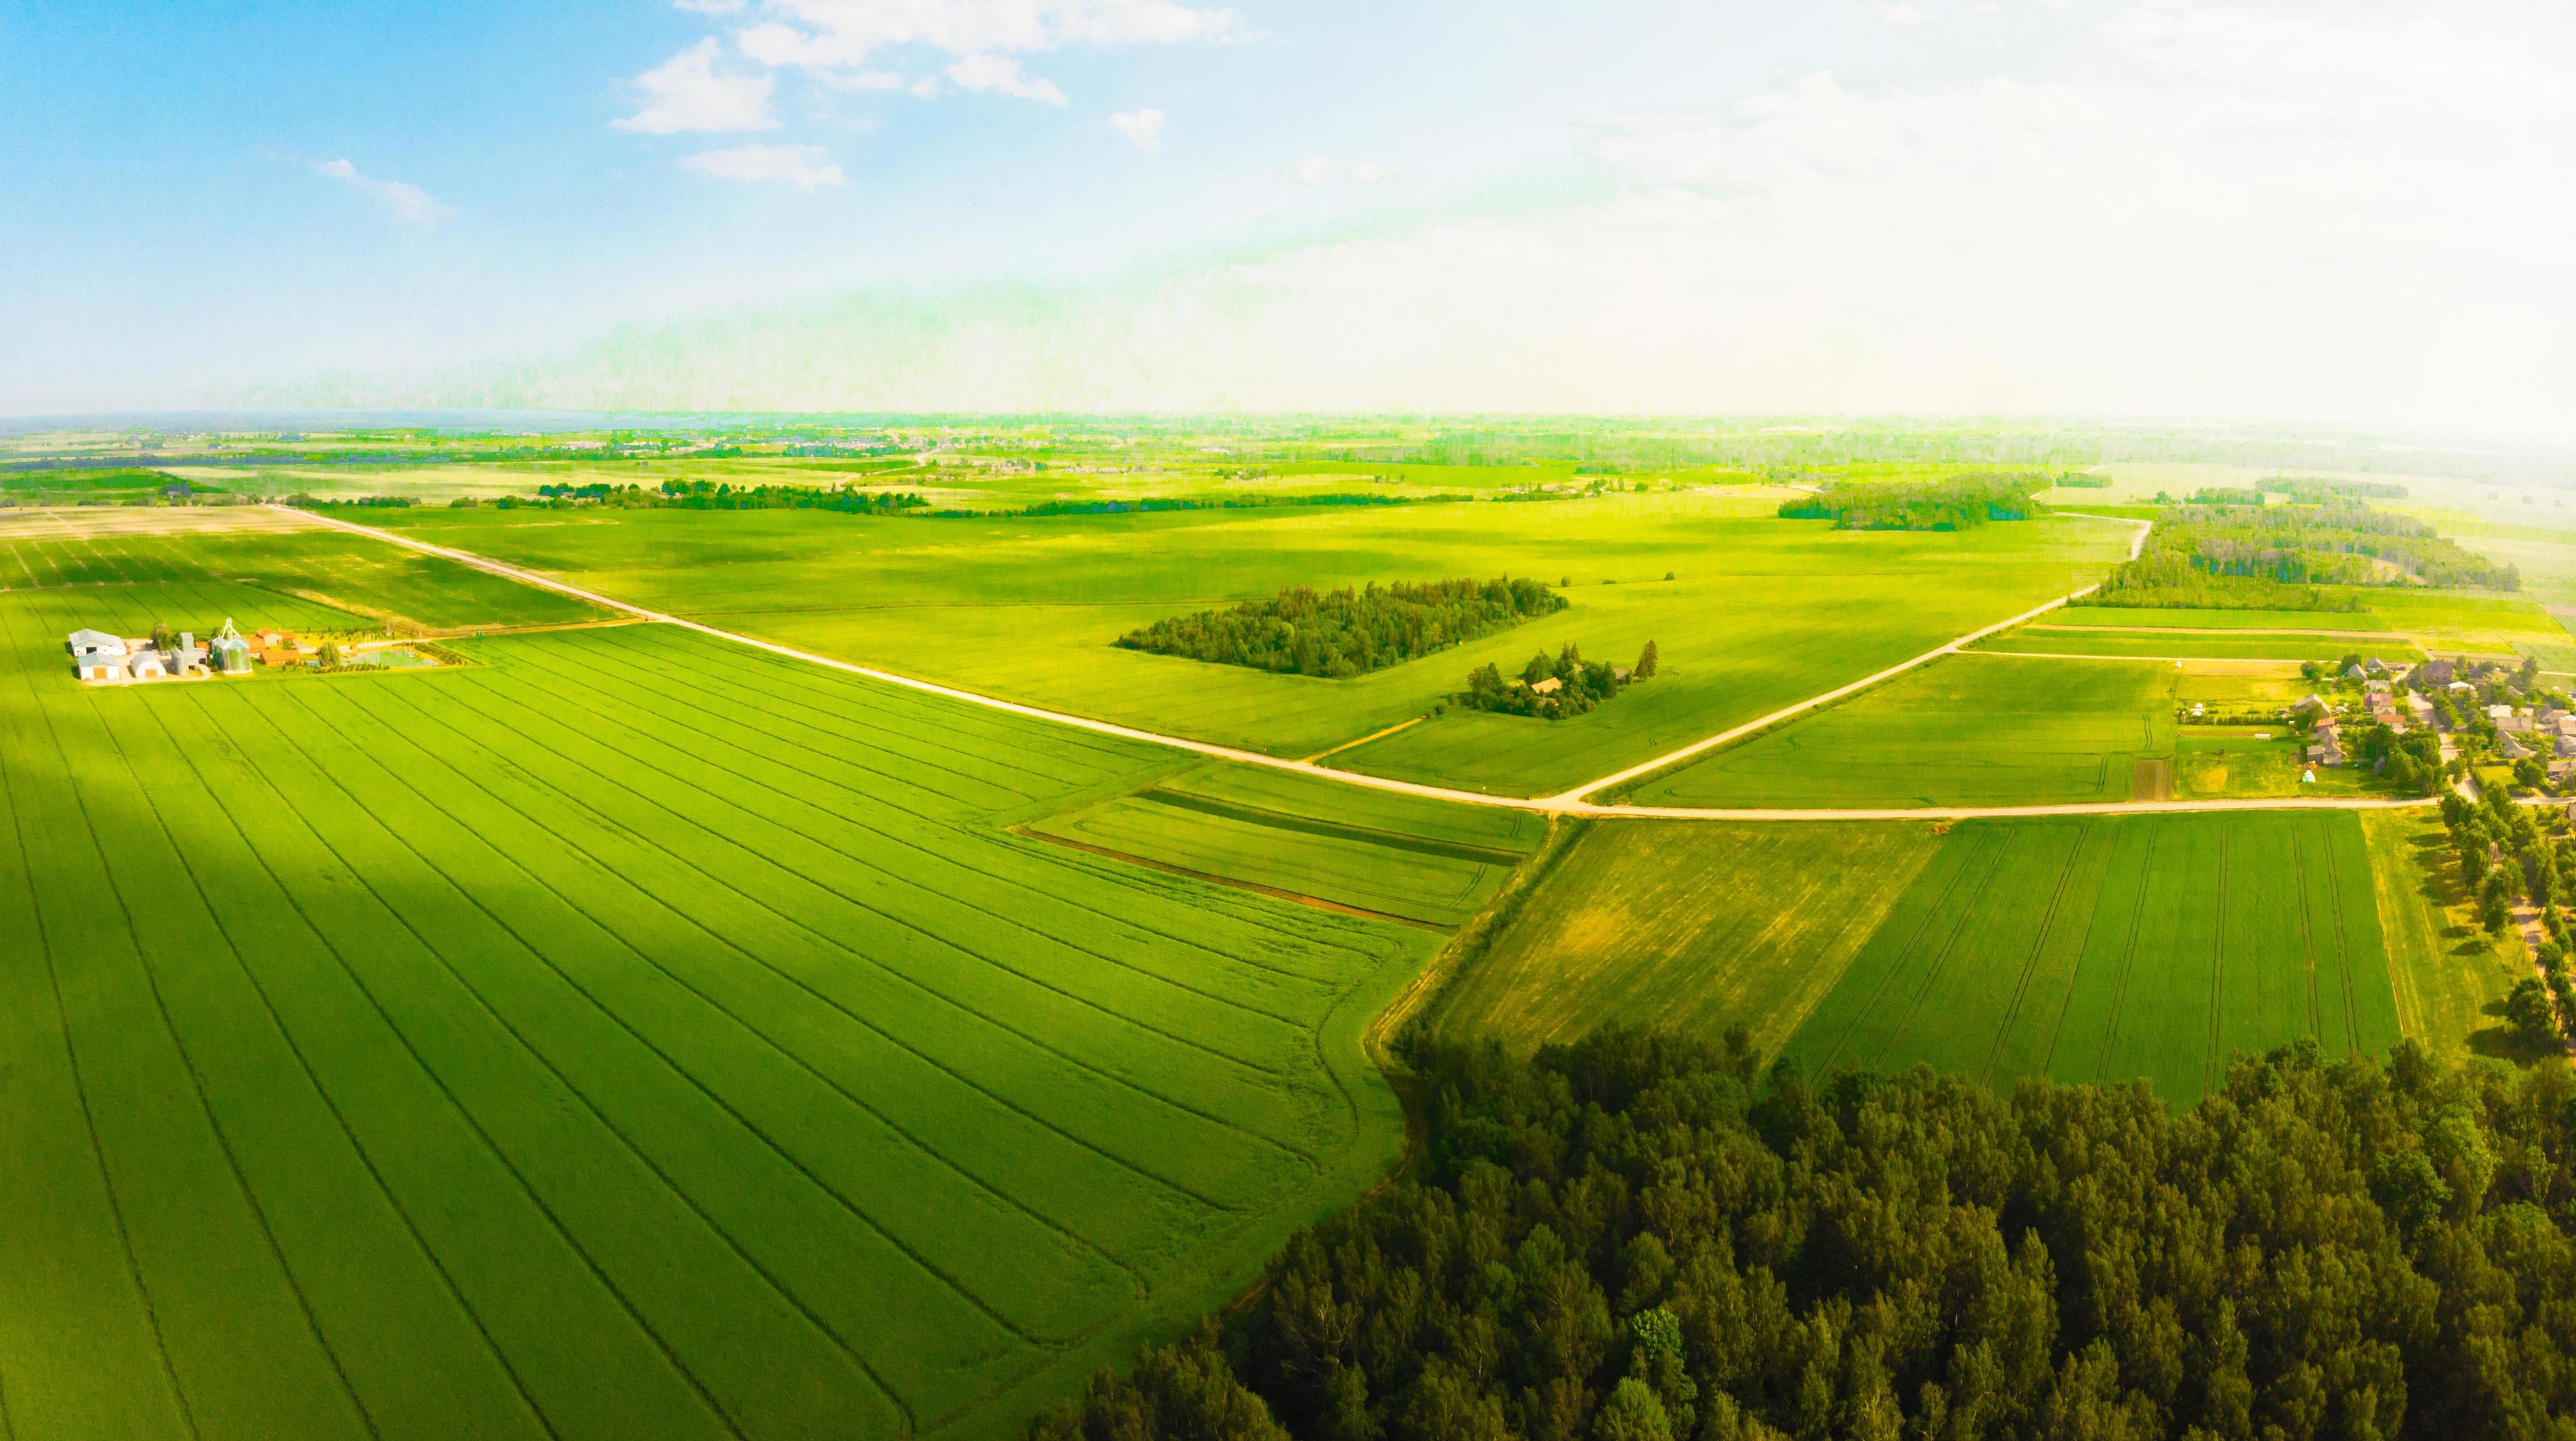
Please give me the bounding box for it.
[2344,720,2447,795]
[2186,486,2268,507]
[971,493,1452,518]
[1777,473,2049,531]
[1458,641,1658,720]
[2051,473,2113,489]
[1119,578,1566,679]
[1036,1026,2576,1441]
[2261,476,2409,501]
[2098,502,2519,607]
[467,479,935,513]
[2438,790,2576,1058]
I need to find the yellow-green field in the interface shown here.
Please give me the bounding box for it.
[1423,821,1941,1059]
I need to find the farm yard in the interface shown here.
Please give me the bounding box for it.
[327,498,2139,796]
[0,539,1445,1439]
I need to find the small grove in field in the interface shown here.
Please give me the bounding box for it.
[1037,1028,2576,1441]
[1116,576,1564,679]
[1775,471,2055,529]
[1453,639,1658,720]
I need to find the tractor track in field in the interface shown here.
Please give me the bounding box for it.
[294,507,2467,825]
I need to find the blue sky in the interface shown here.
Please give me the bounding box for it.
[5,1,2572,434]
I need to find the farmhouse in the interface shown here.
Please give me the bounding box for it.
[1530,676,1563,696]
[2500,734,2535,762]
[2415,659,2456,687]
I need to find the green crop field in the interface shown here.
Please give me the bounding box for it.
[1626,654,2178,809]
[1783,812,2405,1105]
[0,546,1453,1437]
[1971,629,2427,662]
[1424,820,1941,1059]
[324,500,2138,796]
[0,518,604,631]
[2048,605,2394,631]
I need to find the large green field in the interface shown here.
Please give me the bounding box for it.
[0,552,1447,1437]
[323,500,2136,796]
[1783,812,2403,1105]
[1627,654,2180,809]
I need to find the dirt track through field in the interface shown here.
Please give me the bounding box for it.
[296,508,2461,823]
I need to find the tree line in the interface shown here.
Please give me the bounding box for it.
[1035,1026,2576,1441]
[1119,578,1567,679]
[1457,640,1658,720]
[1777,473,2051,532]
[2096,501,2518,608]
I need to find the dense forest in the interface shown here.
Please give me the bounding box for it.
[1456,640,1657,720]
[1036,1028,2576,1441]
[1120,578,1567,679]
[1778,473,2049,531]
[2094,501,2516,608]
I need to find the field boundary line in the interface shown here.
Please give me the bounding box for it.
[1015,826,1446,932]
[291,509,2460,823]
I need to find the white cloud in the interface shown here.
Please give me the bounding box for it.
[1869,0,1927,26]
[614,37,778,133]
[1108,107,1166,151]
[679,143,848,190]
[1350,160,1385,185]
[482,2,2576,439]
[738,0,1235,68]
[310,158,453,225]
[944,53,1067,103]
[1288,154,1330,185]
[673,0,745,13]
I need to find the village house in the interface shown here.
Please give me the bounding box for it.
[2308,719,2345,768]
[2552,759,2576,784]
[2416,659,2457,688]
[2501,733,2535,762]
[1529,676,1563,696]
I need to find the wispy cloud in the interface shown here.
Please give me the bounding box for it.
[1287,154,1330,185]
[1108,108,1166,151]
[615,37,778,133]
[673,0,745,13]
[679,142,848,190]
[735,0,1235,68]
[310,158,453,224]
[944,54,1068,102]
